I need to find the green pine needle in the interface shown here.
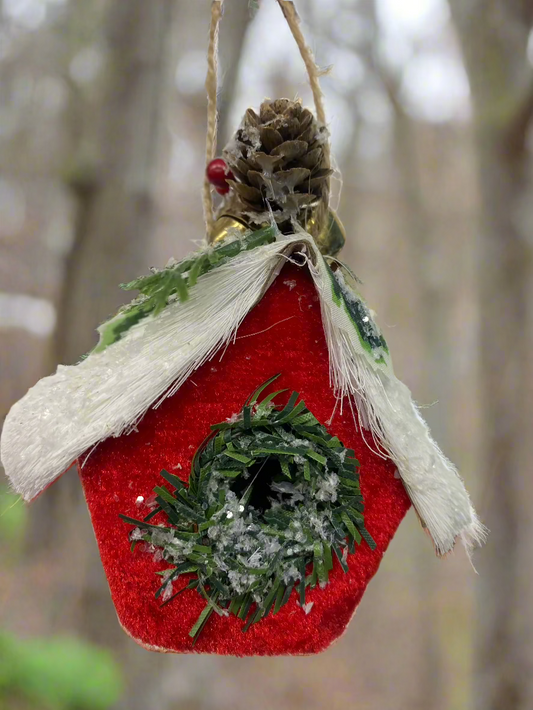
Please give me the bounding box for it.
[95,225,277,352]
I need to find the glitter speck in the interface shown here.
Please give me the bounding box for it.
[136,495,144,505]
[362,316,369,322]
[239,504,245,512]
[226,511,234,519]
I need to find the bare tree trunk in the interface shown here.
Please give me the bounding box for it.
[57,0,173,363]
[393,111,447,710]
[449,3,533,708]
[23,2,181,708]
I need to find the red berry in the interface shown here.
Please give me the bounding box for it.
[206,158,234,195]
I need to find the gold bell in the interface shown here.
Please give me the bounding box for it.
[208,213,250,244]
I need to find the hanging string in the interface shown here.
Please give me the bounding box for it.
[275,0,326,126]
[275,0,330,194]
[202,0,327,236]
[203,0,224,236]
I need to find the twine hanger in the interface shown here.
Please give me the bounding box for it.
[202,0,328,237]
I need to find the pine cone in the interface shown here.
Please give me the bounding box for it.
[223,98,332,236]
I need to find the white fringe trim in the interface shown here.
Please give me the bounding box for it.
[306,254,486,555]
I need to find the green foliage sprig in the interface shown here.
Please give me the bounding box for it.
[95,225,277,352]
[121,375,375,641]
[326,262,389,365]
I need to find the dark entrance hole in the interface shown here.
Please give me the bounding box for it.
[230,457,286,515]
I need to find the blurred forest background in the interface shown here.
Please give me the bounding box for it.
[0,0,531,708]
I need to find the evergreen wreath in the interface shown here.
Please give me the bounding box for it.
[121,375,376,640]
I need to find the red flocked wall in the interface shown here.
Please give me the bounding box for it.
[79,262,411,656]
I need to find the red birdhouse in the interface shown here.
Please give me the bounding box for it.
[80,263,410,654]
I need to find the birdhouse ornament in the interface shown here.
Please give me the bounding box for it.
[1,0,484,656]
